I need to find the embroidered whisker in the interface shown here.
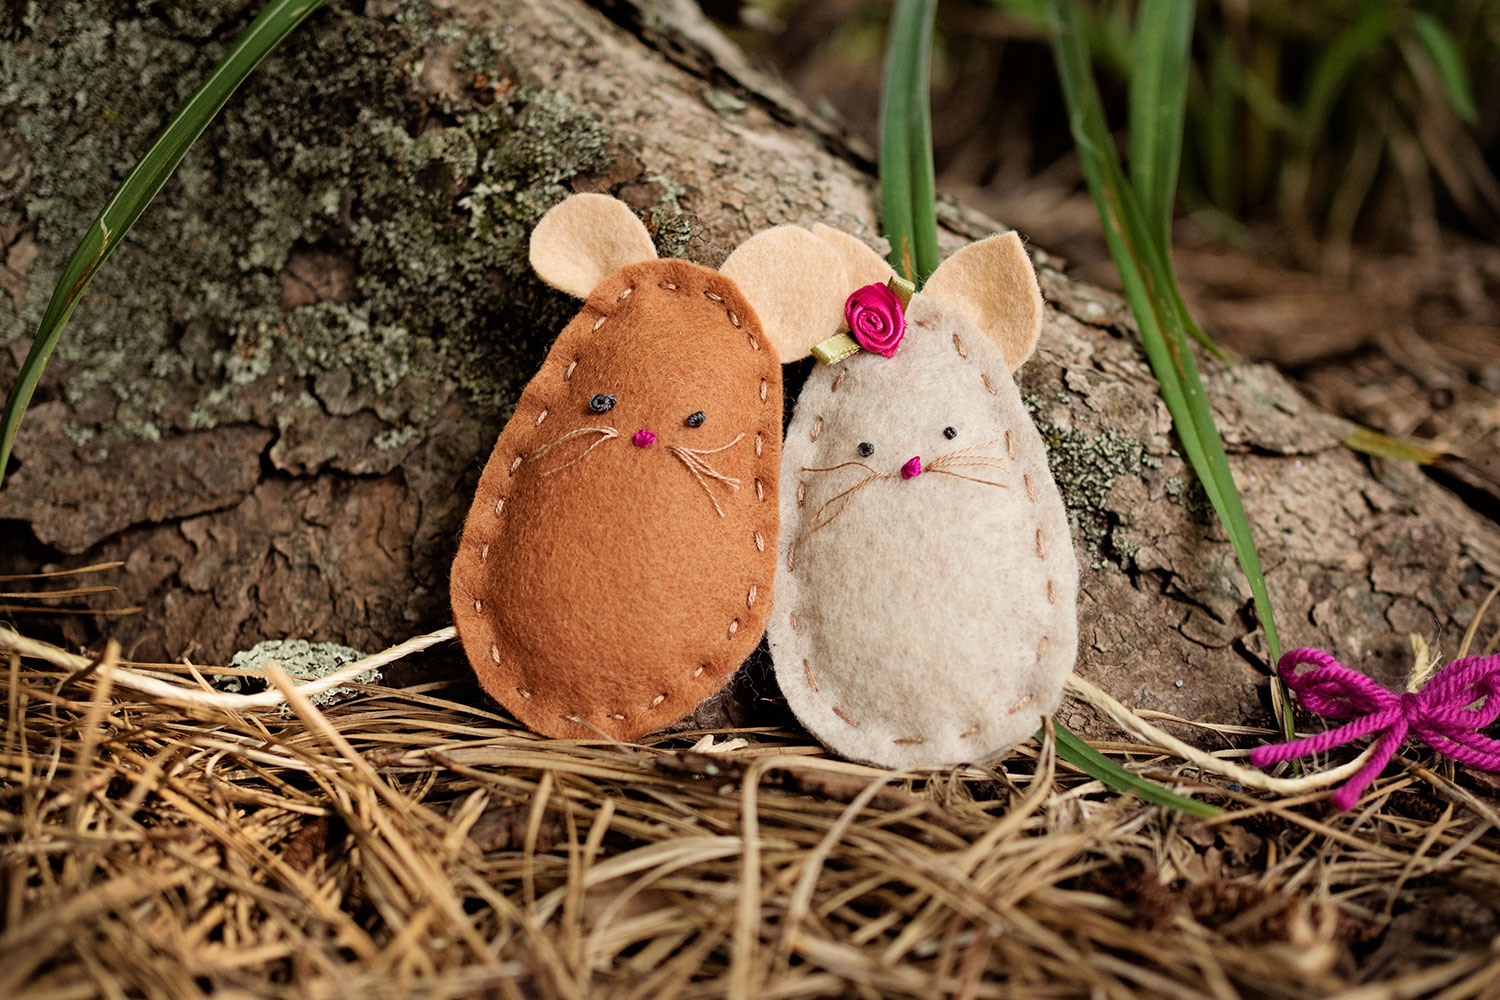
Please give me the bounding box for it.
[926,468,1009,489]
[532,426,620,476]
[678,432,746,458]
[932,456,1009,470]
[801,460,883,476]
[806,470,890,535]
[924,444,1010,488]
[668,433,745,517]
[939,438,1007,460]
[673,454,727,517]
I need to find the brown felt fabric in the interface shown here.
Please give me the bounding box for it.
[720,225,847,362]
[529,193,658,298]
[450,259,782,740]
[920,232,1044,372]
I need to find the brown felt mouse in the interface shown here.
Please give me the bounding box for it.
[450,194,846,740]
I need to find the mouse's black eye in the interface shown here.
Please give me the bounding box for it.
[943,426,958,439]
[686,411,706,428]
[588,393,616,413]
[856,442,875,458]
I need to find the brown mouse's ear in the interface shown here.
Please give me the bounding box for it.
[720,226,846,363]
[529,194,658,298]
[922,232,1044,372]
[809,223,896,288]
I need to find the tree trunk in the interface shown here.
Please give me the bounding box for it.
[2,0,1496,731]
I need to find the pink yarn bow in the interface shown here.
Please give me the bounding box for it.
[1250,648,1500,811]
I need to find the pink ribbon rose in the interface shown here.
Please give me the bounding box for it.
[844,282,906,358]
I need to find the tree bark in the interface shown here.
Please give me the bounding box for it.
[2,0,1496,730]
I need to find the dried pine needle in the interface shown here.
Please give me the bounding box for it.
[0,613,1497,998]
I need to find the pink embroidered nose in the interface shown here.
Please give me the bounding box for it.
[632,429,657,448]
[901,456,922,479]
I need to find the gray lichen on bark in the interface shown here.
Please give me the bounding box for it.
[2,0,1497,734]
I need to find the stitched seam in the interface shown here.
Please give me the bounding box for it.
[831,705,860,727]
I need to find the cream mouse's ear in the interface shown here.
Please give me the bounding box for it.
[721,226,846,362]
[809,223,896,288]
[922,231,1044,372]
[529,194,658,298]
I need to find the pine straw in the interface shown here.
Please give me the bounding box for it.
[3,634,1500,999]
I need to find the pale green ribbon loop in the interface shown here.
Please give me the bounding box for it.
[887,274,915,309]
[812,332,861,365]
[813,275,916,365]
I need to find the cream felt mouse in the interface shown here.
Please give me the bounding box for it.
[767,224,1078,768]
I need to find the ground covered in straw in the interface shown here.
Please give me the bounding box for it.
[3,628,1499,999]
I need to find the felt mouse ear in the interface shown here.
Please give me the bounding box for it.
[922,232,1044,372]
[529,194,658,298]
[808,223,896,288]
[720,226,846,363]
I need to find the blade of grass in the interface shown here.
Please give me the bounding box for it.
[879,0,940,286]
[0,0,326,488]
[1052,722,1222,817]
[1127,0,1225,362]
[1049,0,1292,740]
[1342,426,1453,465]
[1301,8,1394,149]
[1409,12,1479,124]
[1128,0,1195,251]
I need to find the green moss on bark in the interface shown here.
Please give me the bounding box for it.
[1025,393,1156,567]
[1,0,615,459]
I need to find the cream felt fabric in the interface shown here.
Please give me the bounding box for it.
[768,292,1078,769]
[809,224,896,289]
[721,226,848,362]
[529,193,658,298]
[920,232,1044,372]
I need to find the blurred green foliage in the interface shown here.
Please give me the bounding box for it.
[737,0,1499,251]
[1003,0,1499,247]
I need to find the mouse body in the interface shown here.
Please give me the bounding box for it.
[768,226,1078,768]
[450,195,846,740]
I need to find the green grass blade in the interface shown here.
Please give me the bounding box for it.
[1301,8,1394,147]
[1128,0,1195,252]
[1052,722,1222,817]
[879,0,940,286]
[1201,34,1240,212]
[1126,0,1224,362]
[1049,0,1291,740]
[1409,12,1479,124]
[1342,426,1452,465]
[0,0,326,487]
